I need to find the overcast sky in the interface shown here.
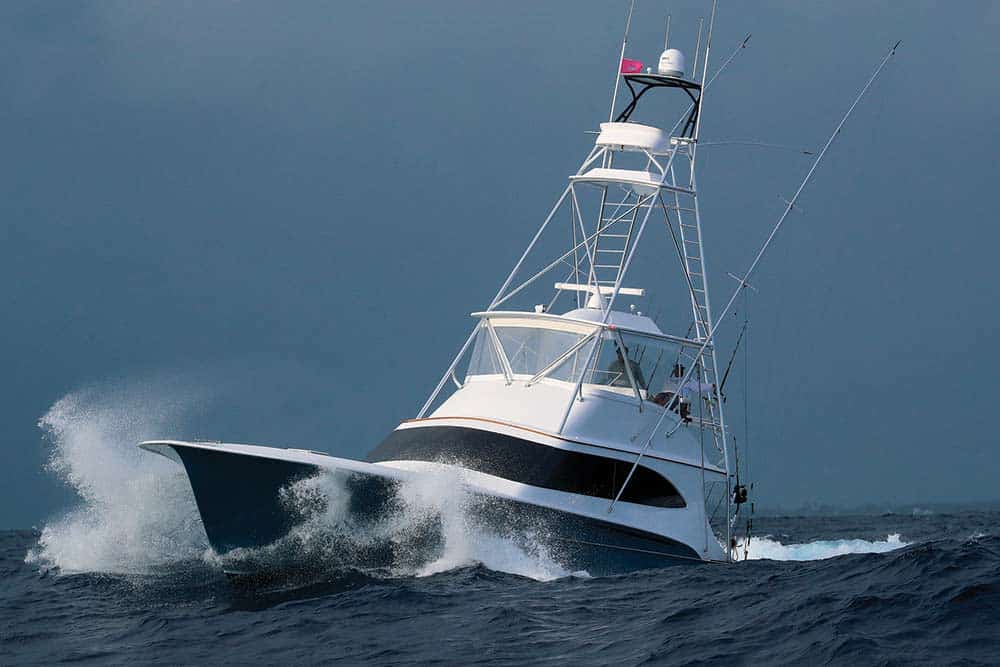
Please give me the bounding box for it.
[3,1,998,528]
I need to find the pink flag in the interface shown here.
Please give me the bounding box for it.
[620,58,643,74]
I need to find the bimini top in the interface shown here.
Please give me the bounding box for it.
[559,307,664,337]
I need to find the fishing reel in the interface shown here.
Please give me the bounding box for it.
[733,484,748,505]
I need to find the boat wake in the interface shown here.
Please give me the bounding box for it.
[27,381,575,582]
[741,534,907,561]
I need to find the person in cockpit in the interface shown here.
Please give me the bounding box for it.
[606,346,646,389]
[651,363,715,421]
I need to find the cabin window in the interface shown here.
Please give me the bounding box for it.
[466,325,596,382]
[467,328,504,377]
[465,321,702,404]
[495,326,584,375]
[588,332,704,403]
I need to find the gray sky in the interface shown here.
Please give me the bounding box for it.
[3,1,998,528]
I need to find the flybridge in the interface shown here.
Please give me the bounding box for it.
[419,4,728,408]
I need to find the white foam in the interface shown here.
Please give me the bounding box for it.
[263,466,580,581]
[26,380,210,574]
[396,467,577,581]
[740,533,907,561]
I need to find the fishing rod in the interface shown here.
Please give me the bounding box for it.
[718,319,748,397]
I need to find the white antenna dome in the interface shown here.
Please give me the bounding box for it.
[658,48,685,77]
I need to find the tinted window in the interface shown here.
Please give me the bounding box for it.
[368,426,685,509]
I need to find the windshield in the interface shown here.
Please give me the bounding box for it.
[589,332,685,394]
[467,324,595,382]
[466,319,693,396]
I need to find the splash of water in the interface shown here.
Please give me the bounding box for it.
[742,533,906,561]
[395,466,576,581]
[28,382,577,581]
[220,467,579,582]
[27,380,211,574]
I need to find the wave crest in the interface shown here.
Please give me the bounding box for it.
[741,534,907,561]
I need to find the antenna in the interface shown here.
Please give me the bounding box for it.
[663,14,672,50]
[691,0,718,143]
[608,0,637,123]
[692,18,705,79]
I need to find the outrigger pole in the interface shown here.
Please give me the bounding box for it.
[667,31,751,140]
[608,0,637,123]
[608,42,902,552]
[710,41,902,341]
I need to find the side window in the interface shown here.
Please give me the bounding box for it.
[612,461,686,508]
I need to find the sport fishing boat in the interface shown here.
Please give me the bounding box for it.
[140,4,897,576]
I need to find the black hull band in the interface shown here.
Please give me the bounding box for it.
[368,424,686,509]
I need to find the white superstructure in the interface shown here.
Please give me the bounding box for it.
[410,5,738,561]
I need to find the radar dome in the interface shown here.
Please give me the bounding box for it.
[657,48,685,77]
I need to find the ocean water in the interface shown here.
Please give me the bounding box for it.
[3,391,999,664]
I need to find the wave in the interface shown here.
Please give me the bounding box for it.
[741,533,907,561]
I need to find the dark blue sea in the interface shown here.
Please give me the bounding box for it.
[3,391,999,665]
[4,510,999,664]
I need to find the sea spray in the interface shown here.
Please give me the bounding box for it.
[221,466,578,581]
[27,380,211,573]
[395,465,575,581]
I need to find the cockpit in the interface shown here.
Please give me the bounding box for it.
[465,309,713,417]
